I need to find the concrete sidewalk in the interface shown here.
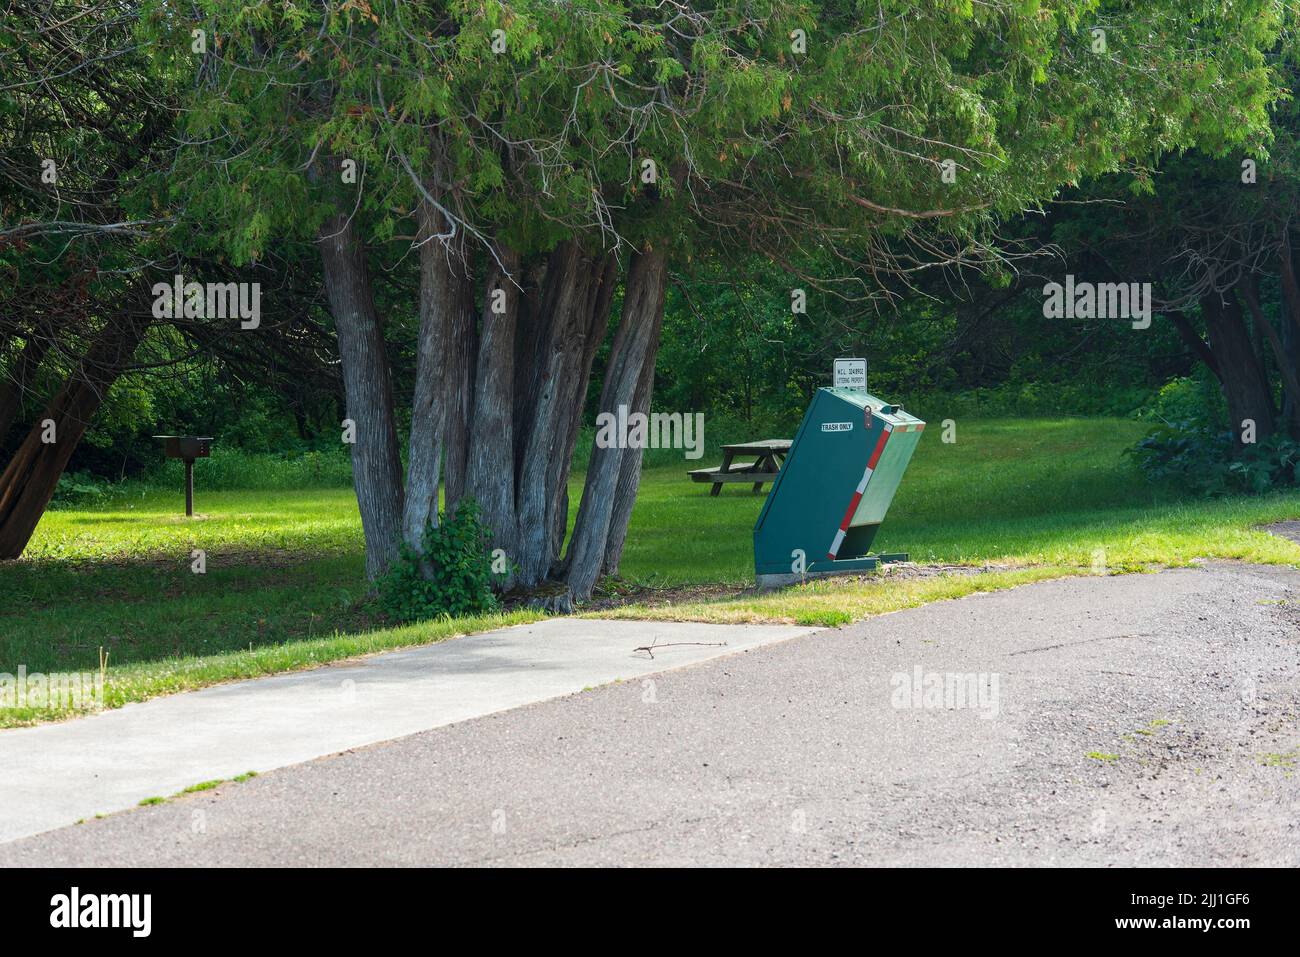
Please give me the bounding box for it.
[0,618,816,843]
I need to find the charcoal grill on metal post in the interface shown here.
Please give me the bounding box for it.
[153,436,213,516]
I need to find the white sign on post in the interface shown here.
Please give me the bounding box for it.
[833,357,867,391]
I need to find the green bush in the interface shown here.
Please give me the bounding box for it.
[1136,374,1224,429]
[48,470,116,509]
[378,500,500,622]
[1128,421,1300,495]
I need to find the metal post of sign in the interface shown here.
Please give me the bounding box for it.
[185,460,194,517]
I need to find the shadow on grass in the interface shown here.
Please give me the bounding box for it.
[0,547,374,677]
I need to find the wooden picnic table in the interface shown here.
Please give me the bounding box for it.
[688,438,792,496]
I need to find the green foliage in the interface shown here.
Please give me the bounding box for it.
[1129,423,1300,495]
[152,0,1283,273]
[144,446,354,492]
[378,501,499,623]
[910,383,1152,420]
[1137,375,1224,430]
[18,318,346,481]
[48,471,114,509]
[649,252,1193,428]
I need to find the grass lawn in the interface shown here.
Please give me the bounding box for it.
[3,416,1299,725]
[621,417,1300,583]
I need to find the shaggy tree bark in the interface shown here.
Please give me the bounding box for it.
[511,255,549,483]
[319,211,405,579]
[442,246,478,515]
[514,241,596,584]
[546,252,617,569]
[402,190,473,546]
[0,313,150,559]
[465,243,522,550]
[1200,289,1275,447]
[564,246,667,600]
[602,305,663,576]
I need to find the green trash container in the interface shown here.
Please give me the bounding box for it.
[754,388,924,587]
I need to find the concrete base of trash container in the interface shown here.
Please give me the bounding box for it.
[756,552,909,589]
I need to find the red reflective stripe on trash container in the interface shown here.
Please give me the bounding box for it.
[866,425,891,468]
[838,491,864,531]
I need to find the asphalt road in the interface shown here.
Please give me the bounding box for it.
[3,562,1298,866]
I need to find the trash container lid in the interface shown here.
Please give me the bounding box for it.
[823,388,921,428]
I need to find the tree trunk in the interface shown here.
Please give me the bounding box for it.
[1239,276,1300,433]
[465,243,522,553]
[442,246,478,516]
[514,241,594,585]
[547,251,617,571]
[319,211,405,579]
[402,190,473,547]
[564,246,667,600]
[1274,236,1300,434]
[1278,231,1300,338]
[0,314,150,560]
[0,329,55,445]
[603,305,663,576]
[1283,295,1300,435]
[1200,290,1275,447]
[1165,309,1222,383]
[511,255,549,481]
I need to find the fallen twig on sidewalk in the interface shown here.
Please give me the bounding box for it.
[632,640,727,660]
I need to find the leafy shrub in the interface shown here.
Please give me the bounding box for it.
[1135,374,1223,429]
[1128,421,1300,495]
[378,500,499,622]
[48,470,115,509]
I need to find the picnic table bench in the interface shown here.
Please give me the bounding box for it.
[688,439,792,496]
